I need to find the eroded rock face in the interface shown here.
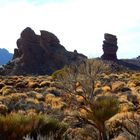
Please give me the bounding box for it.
[101,33,118,60]
[2,27,87,75]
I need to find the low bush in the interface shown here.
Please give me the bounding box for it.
[0,113,68,140]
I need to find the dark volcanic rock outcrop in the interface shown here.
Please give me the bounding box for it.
[101,33,118,60]
[1,27,87,75]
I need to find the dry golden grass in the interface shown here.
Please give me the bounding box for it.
[45,94,64,109]
[26,98,39,104]
[0,71,139,139]
[39,80,52,87]
[102,85,111,92]
[112,81,126,92]
[76,95,84,103]
[28,81,39,88]
[95,81,102,88]
[79,108,89,118]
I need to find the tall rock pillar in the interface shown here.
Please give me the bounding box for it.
[101,33,118,60]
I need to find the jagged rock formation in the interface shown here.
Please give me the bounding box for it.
[1,27,87,75]
[0,48,13,65]
[101,33,118,60]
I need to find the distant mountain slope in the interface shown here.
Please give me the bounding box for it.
[119,57,140,70]
[0,48,13,65]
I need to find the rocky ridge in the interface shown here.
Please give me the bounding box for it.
[0,27,87,75]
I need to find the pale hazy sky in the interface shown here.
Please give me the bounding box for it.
[0,0,140,58]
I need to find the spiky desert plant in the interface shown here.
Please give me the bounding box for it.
[81,95,119,140]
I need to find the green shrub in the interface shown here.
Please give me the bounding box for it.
[80,95,119,140]
[88,96,119,124]
[0,113,68,140]
[51,68,66,79]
